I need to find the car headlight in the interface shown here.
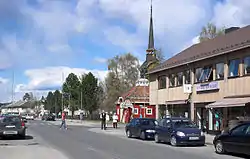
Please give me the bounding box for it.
[200,131,205,136]
[146,130,155,133]
[176,131,185,137]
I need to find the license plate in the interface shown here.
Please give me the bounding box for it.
[5,125,15,128]
[189,137,199,140]
[3,131,18,135]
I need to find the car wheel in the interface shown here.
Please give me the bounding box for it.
[170,136,177,146]
[126,130,132,138]
[215,140,225,154]
[154,134,160,143]
[140,131,146,140]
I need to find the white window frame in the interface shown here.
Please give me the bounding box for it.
[134,108,139,115]
[146,108,153,115]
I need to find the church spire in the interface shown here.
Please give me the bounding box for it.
[147,0,154,53]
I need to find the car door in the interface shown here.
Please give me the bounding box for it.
[156,119,166,141]
[164,121,173,142]
[126,119,135,135]
[223,124,249,154]
[133,119,141,137]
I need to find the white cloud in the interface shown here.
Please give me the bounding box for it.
[212,0,250,28]
[94,57,107,63]
[15,66,108,93]
[104,26,144,52]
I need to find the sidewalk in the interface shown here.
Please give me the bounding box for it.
[52,119,126,127]
[88,127,215,145]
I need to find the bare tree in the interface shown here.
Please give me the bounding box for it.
[199,23,225,42]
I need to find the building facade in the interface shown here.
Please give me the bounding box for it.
[148,26,250,134]
[116,79,156,123]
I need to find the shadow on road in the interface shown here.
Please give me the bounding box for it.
[0,135,33,140]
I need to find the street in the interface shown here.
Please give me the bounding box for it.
[0,120,246,159]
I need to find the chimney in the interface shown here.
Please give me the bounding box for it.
[225,27,240,34]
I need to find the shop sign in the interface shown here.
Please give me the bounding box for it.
[196,81,219,92]
[120,99,133,108]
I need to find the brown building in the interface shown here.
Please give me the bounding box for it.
[148,26,250,134]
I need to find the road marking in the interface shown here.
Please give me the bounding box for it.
[87,146,122,159]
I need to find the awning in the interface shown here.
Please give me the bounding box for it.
[166,99,188,105]
[205,97,250,108]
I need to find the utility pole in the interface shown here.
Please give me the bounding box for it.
[80,91,83,110]
[61,72,64,113]
[11,71,14,103]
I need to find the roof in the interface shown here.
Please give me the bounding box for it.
[1,101,31,109]
[121,86,149,103]
[149,25,250,74]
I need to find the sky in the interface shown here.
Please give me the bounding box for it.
[0,0,250,102]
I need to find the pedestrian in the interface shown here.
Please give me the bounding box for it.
[80,112,83,123]
[60,111,67,130]
[112,113,118,129]
[100,110,106,130]
[105,112,110,128]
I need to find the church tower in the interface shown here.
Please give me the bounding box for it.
[146,0,156,62]
[140,0,158,78]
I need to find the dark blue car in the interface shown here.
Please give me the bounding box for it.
[155,117,205,146]
[125,118,157,140]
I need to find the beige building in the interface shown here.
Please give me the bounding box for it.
[148,26,250,134]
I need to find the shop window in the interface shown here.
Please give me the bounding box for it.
[228,59,240,77]
[195,66,213,82]
[243,56,250,75]
[184,70,190,84]
[169,74,175,87]
[215,63,224,80]
[146,108,152,115]
[134,108,139,115]
[158,76,166,89]
[177,72,183,86]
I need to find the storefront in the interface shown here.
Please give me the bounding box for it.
[166,100,189,118]
[206,96,250,135]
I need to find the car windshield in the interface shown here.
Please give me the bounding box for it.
[141,119,156,126]
[173,121,197,128]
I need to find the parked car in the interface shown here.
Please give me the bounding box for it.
[213,121,250,156]
[26,114,34,120]
[42,114,55,121]
[0,115,26,139]
[125,118,157,140]
[155,117,205,146]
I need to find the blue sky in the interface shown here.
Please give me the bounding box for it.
[0,0,250,102]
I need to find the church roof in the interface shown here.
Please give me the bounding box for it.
[121,86,149,103]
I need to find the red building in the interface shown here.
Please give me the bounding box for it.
[116,79,156,123]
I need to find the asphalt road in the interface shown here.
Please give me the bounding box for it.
[24,120,245,159]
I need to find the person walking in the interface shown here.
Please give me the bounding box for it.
[100,110,106,130]
[106,112,110,128]
[112,113,118,129]
[60,111,67,130]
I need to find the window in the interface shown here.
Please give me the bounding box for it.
[169,74,175,87]
[215,63,224,79]
[195,68,202,82]
[228,59,240,77]
[134,108,139,115]
[177,72,183,86]
[158,76,166,89]
[231,124,249,135]
[146,108,152,115]
[195,66,213,82]
[244,56,250,75]
[184,70,190,84]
